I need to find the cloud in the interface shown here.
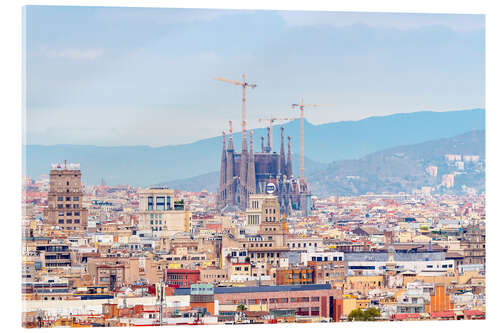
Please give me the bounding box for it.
[95,7,252,25]
[277,11,484,31]
[42,48,104,60]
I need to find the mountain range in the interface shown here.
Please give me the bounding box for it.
[24,108,485,189]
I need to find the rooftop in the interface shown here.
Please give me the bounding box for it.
[174,283,333,295]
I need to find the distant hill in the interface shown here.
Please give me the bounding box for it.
[24,108,485,186]
[307,130,485,196]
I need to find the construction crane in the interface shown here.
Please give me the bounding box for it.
[291,98,333,182]
[214,75,257,149]
[258,115,295,151]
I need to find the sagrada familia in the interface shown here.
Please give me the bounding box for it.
[216,122,311,215]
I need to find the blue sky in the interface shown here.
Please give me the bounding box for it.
[25,6,485,146]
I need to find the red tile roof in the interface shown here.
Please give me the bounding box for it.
[430,311,454,318]
[464,310,485,317]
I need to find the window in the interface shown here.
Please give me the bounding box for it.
[66,212,72,216]
[65,204,71,208]
[67,219,72,224]
[58,219,64,224]
[74,219,80,223]
[57,197,63,201]
[57,204,63,209]
[156,196,165,210]
[66,197,71,201]
[148,196,154,210]
[73,204,79,208]
[73,197,79,201]
[58,212,64,216]
[74,212,80,216]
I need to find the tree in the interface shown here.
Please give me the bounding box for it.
[347,309,365,321]
[237,304,247,312]
[348,307,380,321]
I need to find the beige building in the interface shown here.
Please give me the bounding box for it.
[138,187,192,237]
[245,194,285,245]
[43,162,88,231]
[245,194,280,232]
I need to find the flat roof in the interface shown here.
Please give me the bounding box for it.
[174,284,333,295]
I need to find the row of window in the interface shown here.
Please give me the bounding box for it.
[57,204,80,208]
[233,297,320,304]
[57,196,79,201]
[288,242,318,248]
[251,252,280,258]
[58,211,80,216]
[285,273,313,279]
[57,219,80,223]
[147,196,171,211]
[248,215,260,225]
[167,275,189,280]
[244,243,273,248]
[165,256,206,261]
[234,266,249,272]
[310,256,343,262]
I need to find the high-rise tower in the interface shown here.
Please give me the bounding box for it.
[43,161,88,231]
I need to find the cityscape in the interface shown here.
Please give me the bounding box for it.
[21,6,485,329]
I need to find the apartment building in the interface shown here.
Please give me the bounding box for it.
[43,162,88,231]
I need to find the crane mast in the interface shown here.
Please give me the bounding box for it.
[214,74,257,150]
[291,98,333,183]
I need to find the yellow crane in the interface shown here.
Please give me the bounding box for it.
[214,75,257,148]
[291,98,333,182]
[257,115,295,151]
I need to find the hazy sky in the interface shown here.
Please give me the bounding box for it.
[25,6,485,146]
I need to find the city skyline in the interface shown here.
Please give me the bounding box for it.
[20,5,487,328]
[25,7,484,146]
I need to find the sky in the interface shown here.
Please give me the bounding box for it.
[24,6,485,146]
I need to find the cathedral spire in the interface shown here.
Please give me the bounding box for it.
[217,131,227,209]
[226,121,235,205]
[287,136,293,178]
[247,130,256,197]
[228,120,234,151]
[266,127,271,152]
[279,127,286,175]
